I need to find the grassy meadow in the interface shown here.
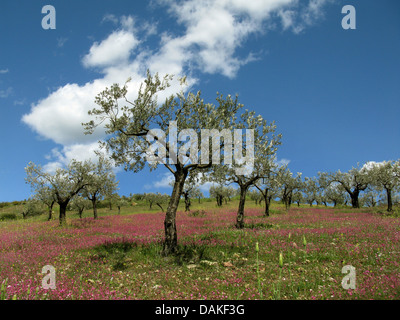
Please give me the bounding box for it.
[1,198,399,300]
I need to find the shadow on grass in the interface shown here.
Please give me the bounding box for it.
[91,237,251,271]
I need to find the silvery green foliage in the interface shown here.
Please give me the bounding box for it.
[69,196,92,217]
[144,192,170,210]
[70,196,92,210]
[323,182,346,207]
[303,176,319,206]
[34,185,56,208]
[366,160,400,211]
[254,162,281,201]
[181,176,202,207]
[82,70,281,250]
[320,164,371,208]
[209,184,237,206]
[292,190,304,206]
[277,166,303,209]
[248,188,263,204]
[359,189,381,208]
[222,109,281,183]
[368,161,399,192]
[21,198,44,219]
[81,154,119,203]
[83,71,244,175]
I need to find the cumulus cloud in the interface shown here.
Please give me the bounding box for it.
[82,30,139,69]
[22,0,331,169]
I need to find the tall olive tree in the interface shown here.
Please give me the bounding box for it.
[83,71,257,255]
[25,159,95,225]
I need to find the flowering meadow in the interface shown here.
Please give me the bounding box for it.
[1,205,399,300]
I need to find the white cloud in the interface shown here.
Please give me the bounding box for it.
[0,69,9,74]
[277,0,332,33]
[82,30,139,69]
[22,81,107,145]
[153,172,175,188]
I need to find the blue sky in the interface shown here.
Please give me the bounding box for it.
[0,0,399,202]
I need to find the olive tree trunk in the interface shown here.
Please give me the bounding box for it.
[386,188,393,212]
[162,169,187,256]
[59,201,68,226]
[235,185,248,229]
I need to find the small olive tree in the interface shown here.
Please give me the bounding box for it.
[254,163,282,216]
[25,159,95,225]
[34,185,57,221]
[70,196,92,219]
[81,154,119,219]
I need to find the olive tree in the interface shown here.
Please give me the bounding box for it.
[21,198,44,219]
[303,176,319,207]
[248,188,263,205]
[320,165,371,209]
[83,71,261,254]
[34,185,57,221]
[116,197,130,214]
[70,196,92,219]
[212,111,281,228]
[209,184,224,207]
[144,192,170,212]
[278,168,303,210]
[181,177,202,211]
[25,159,95,225]
[292,191,304,207]
[367,160,399,212]
[254,162,281,216]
